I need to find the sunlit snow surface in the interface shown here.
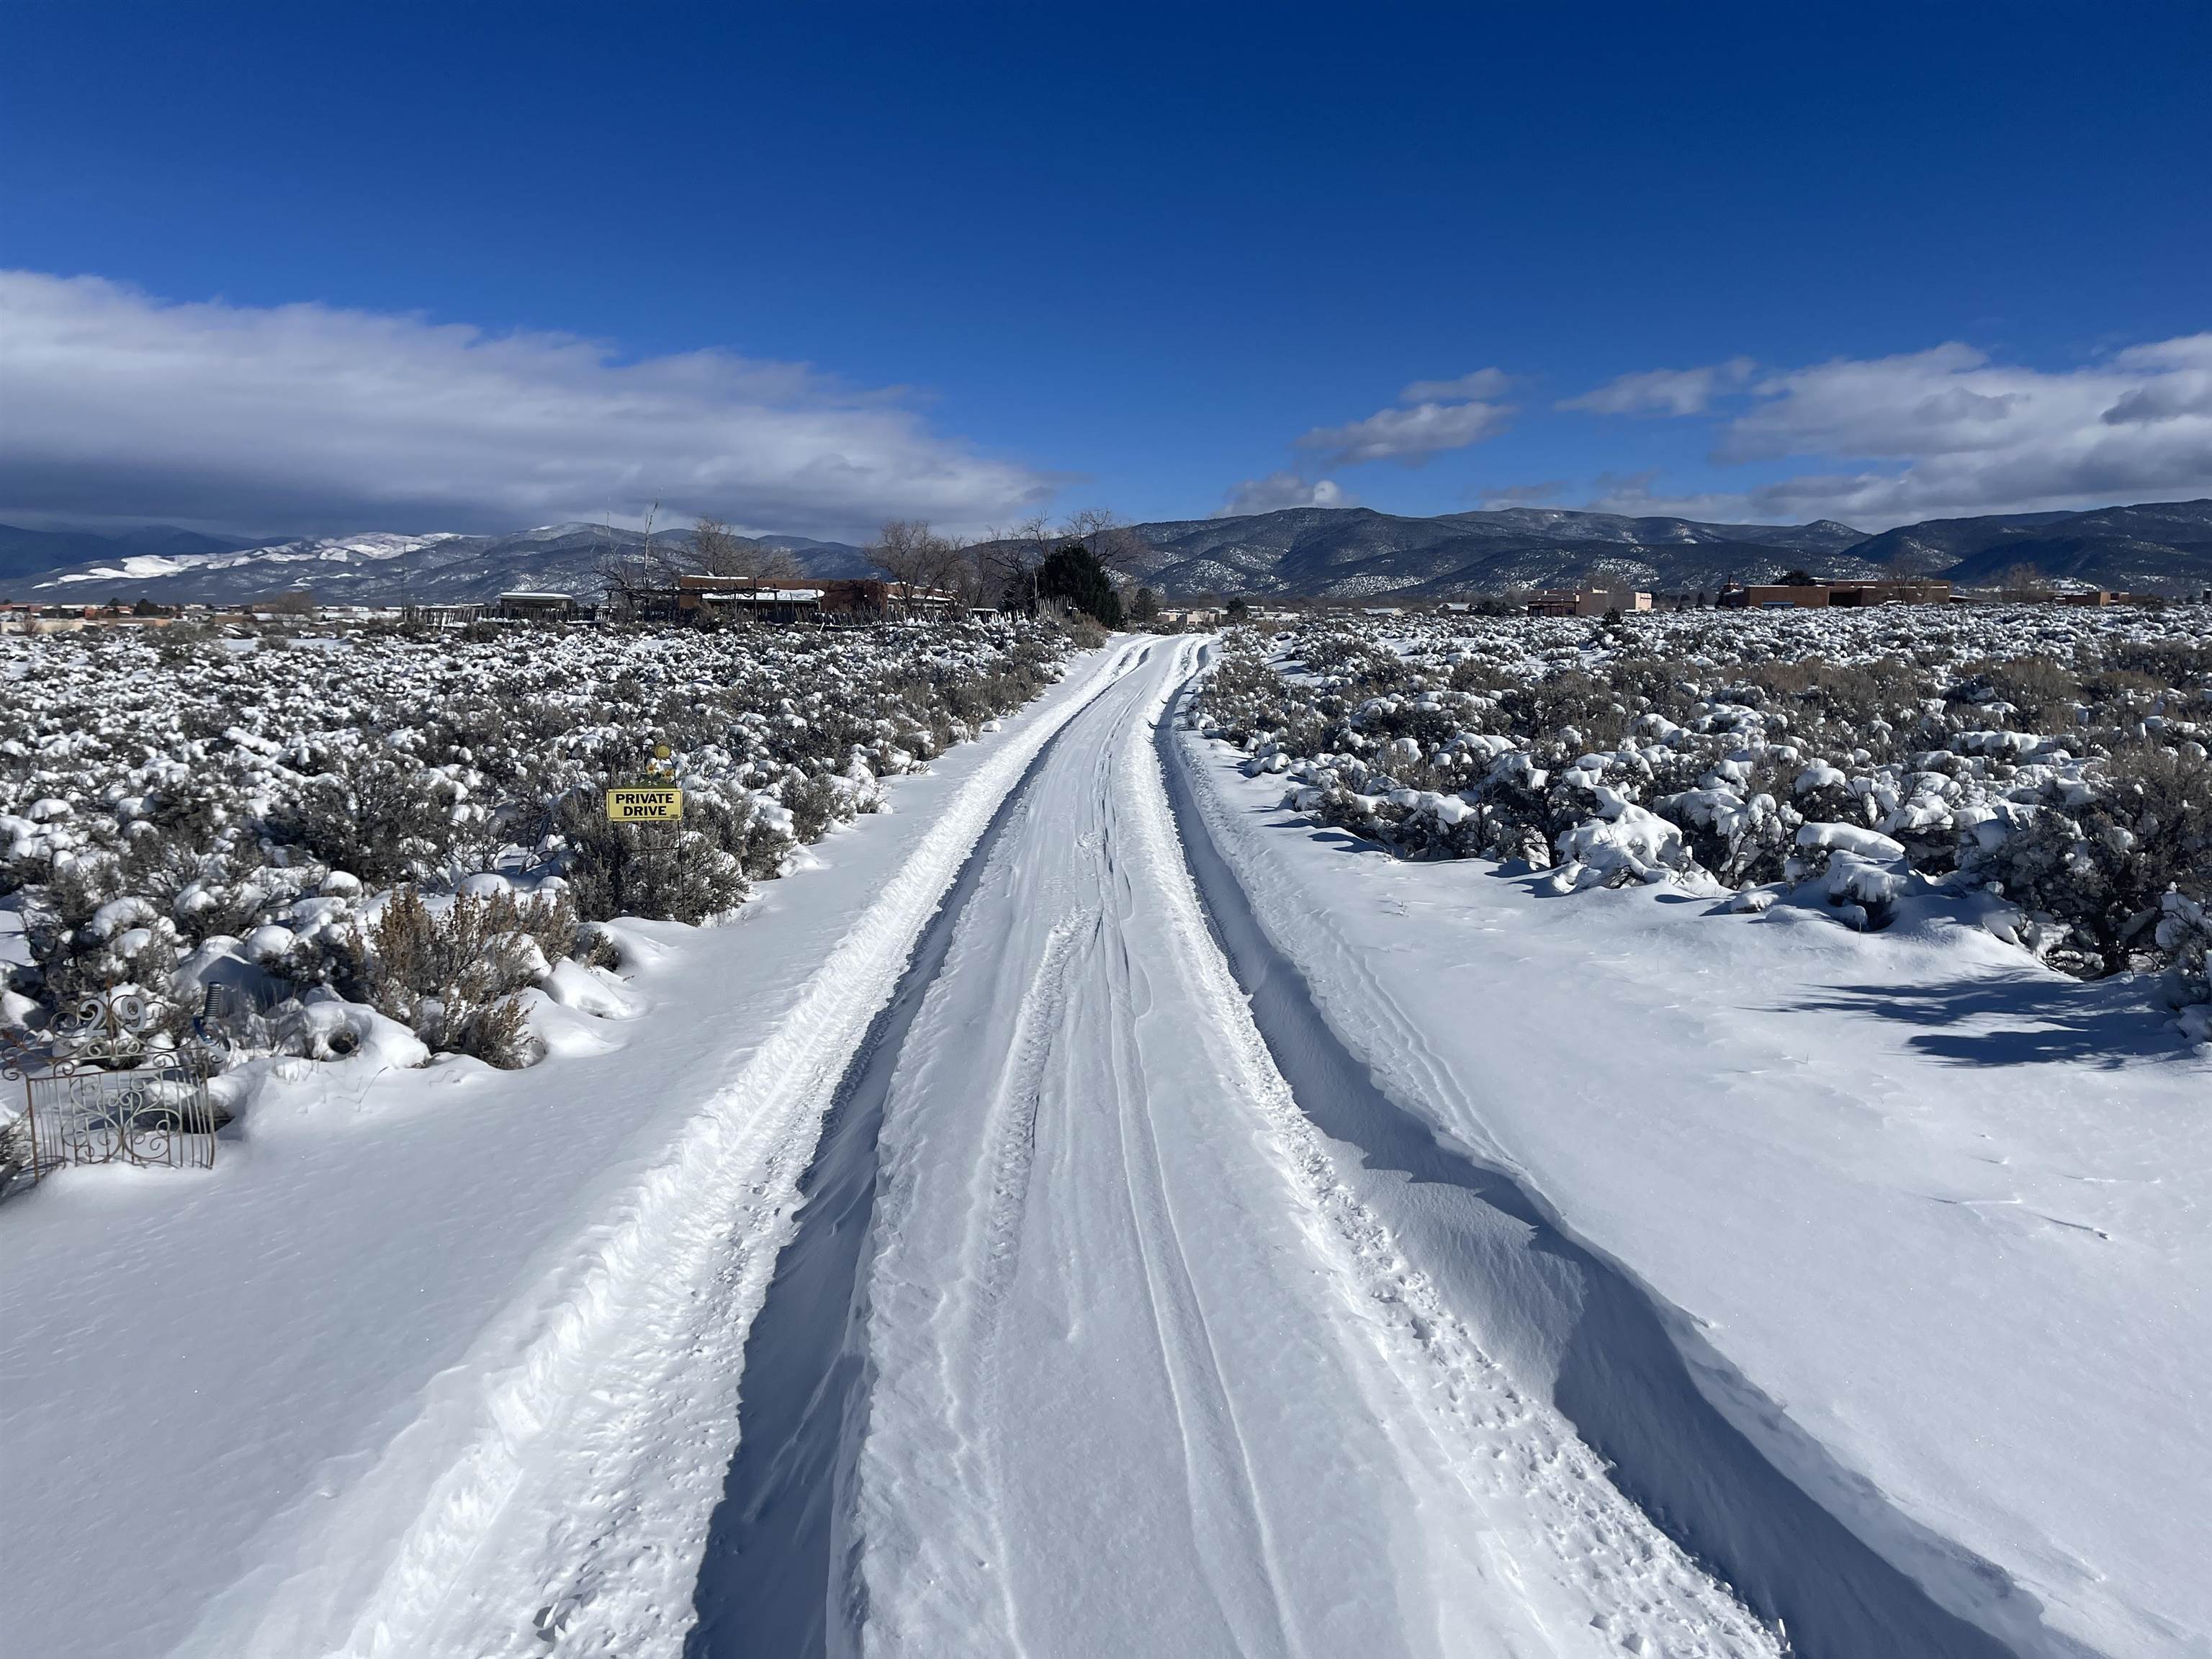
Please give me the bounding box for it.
[1,629,2203,1659]
[39,532,465,584]
[1179,662,2208,1658]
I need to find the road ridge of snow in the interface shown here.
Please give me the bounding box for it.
[954,904,1082,1647]
[169,643,1146,1659]
[1102,642,1786,1655]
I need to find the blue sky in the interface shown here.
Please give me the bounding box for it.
[3,1,2208,540]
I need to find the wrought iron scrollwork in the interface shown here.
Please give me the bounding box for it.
[1,988,222,1186]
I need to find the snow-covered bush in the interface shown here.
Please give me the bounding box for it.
[2155,890,2212,1043]
[1,619,1073,1071]
[337,884,578,1069]
[1956,742,2212,979]
[1195,603,2212,1038]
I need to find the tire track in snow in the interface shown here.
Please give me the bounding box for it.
[1120,645,1786,1658]
[1174,641,1523,1176]
[171,643,1145,1659]
[686,646,1166,1659]
[957,909,1084,1657]
[1084,755,1307,1659]
[681,721,1092,1659]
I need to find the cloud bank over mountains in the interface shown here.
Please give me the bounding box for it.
[0,271,1053,541]
[1718,336,2212,521]
[1570,336,2212,525]
[1218,368,1514,518]
[4,269,2202,539]
[1227,336,2210,531]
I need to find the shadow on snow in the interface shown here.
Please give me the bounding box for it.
[1161,691,2082,1659]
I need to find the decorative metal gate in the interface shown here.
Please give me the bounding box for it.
[1,990,221,1184]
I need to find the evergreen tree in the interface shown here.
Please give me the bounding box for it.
[1038,541,1125,628]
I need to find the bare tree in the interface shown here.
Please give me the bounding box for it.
[868,519,970,616]
[979,512,1059,612]
[1060,506,1153,579]
[868,519,930,586]
[1061,506,1120,549]
[689,516,749,575]
[927,535,974,598]
[957,541,999,607]
[595,501,678,620]
[639,502,693,582]
[687,516,803,582]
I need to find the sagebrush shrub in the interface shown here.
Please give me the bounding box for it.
[554,792,759,925]
[339,885,577,1068]
[1,617,1075,1066]
[1193,604,2212,1026]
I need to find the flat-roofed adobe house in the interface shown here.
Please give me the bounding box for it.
[496,591,580,622]
[1524,586,1655,617]
[671,575,962,625]
[1720,580,1954,609]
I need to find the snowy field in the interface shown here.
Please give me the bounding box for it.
[0,617,1070,1090]
[2,616,2205,1659]
[1193,604,2212,1046]
[0,638,1106,1659]
[1182,608,2211,1655]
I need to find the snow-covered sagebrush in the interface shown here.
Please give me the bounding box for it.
[1192,603,2212,1039]
[0,619,1071,1074]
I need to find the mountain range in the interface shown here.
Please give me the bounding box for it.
[1102,499,2212,600]
[1,523,875,608]
[5,499,2209,608]
[0,521,260,584]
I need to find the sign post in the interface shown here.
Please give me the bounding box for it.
[607,743,684,822]
[606,743,684,883]
[604,785,684,822]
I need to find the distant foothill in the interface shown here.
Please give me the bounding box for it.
[2,497,2209,616]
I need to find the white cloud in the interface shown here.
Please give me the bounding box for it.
[0,271,1056,540]
[1398,368,1511,403]
[1282,368,1516,469]
[1559,357,1754,416]
[1715,336,2212,522]
[1297,400,1514,472]
[1215,472,1352,516]
[1569,335,2212,526]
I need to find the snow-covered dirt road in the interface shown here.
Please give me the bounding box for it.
[686,638,1787,1659]
[12,636,2152,1658]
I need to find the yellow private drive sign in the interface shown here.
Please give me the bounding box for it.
[606,785,684,822]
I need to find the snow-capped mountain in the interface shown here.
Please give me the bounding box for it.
[11,523,873,607]
[1102,499,2212,598]
[10,498,2210,606]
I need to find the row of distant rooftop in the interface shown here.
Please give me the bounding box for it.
[0,576,975,634]
[4,574,2203,637]
[1511,577,2198,616]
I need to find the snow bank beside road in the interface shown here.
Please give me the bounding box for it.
[0,644,1130,1659]
[1178,713,2211,1659]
